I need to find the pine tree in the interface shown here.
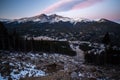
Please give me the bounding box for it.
[102,32,110,45]
[102,32,111,65]
[0,22,9,50]
[31,37,34,51]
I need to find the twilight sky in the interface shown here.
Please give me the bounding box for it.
[0,0,120,22]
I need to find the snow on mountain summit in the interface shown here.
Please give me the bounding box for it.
[12,14,76,23]
[48,14,74,23]
[98,18,111,23]
[1,14,114,24]
[0,18,14,23]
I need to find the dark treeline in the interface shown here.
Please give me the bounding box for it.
[84,49,120,65]
[83,32,120,65]
[0,22,76,56]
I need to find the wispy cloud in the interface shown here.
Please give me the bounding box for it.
[72,0,104,10]
[41,0,104,14]
[41,0,79,13]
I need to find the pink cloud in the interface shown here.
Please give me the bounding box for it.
[41,0,104,14]
[72,0,104,10]
[41,0,73,14]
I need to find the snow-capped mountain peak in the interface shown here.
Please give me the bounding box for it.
[0,14,83,24]
[36,14,47,18]
[48,14,74,23]
[0,18,14,23]
[0,14,116,24]
[99,18,110,22]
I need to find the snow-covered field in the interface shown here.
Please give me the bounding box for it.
[0,52,46,80]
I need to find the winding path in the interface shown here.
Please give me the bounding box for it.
[70,42,84,63]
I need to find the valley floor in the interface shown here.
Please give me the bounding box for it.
[0,43,120,80]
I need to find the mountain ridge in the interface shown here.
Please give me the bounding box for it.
[0,14,119,24]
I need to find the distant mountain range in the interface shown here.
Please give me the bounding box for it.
[0,14,119,24]
[0,14,120,46]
